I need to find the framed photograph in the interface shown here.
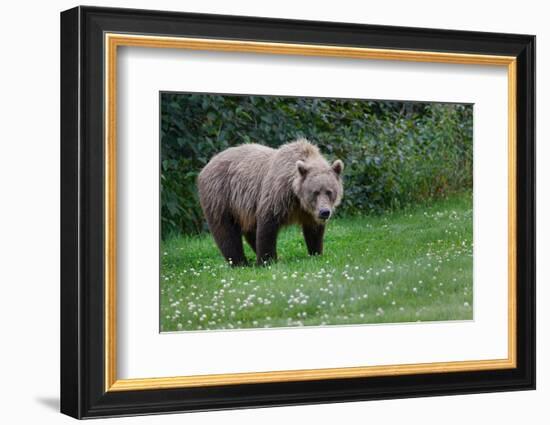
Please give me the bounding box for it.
[60,6,535,419]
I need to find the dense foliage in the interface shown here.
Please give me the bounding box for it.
[161,93,472,238]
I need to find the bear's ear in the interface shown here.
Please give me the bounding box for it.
[296,160,310,177]
[332,159,344,176]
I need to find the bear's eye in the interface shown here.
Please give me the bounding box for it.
[313,190,320,197]
[326,190,333,198]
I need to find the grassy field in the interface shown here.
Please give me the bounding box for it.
[160,192,473,332]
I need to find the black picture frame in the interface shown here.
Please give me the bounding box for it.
[60,5,535,419]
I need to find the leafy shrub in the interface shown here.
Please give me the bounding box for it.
[161,93,472,239]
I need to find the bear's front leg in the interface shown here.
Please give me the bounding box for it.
[302,223,325,256]
[256,214,280,265]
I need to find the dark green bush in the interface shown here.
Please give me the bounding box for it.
[161,93,472,239]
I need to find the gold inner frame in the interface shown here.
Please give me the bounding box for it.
[104,33,517,392]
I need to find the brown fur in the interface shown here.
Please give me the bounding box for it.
[197,138,344,265]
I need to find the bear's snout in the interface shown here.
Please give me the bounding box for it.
[318,208,331,220]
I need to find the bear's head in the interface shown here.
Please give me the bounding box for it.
[294,158,344,224]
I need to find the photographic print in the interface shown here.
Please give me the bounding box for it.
[61,7,536,417]
[61,8,535,417]
[160,93,474,332]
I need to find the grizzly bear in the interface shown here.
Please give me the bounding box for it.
[197,138,344,266]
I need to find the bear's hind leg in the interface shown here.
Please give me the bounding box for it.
[209,213,248,266]
[302,223,325,256]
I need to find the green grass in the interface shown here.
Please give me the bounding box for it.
[160,192,473,332]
